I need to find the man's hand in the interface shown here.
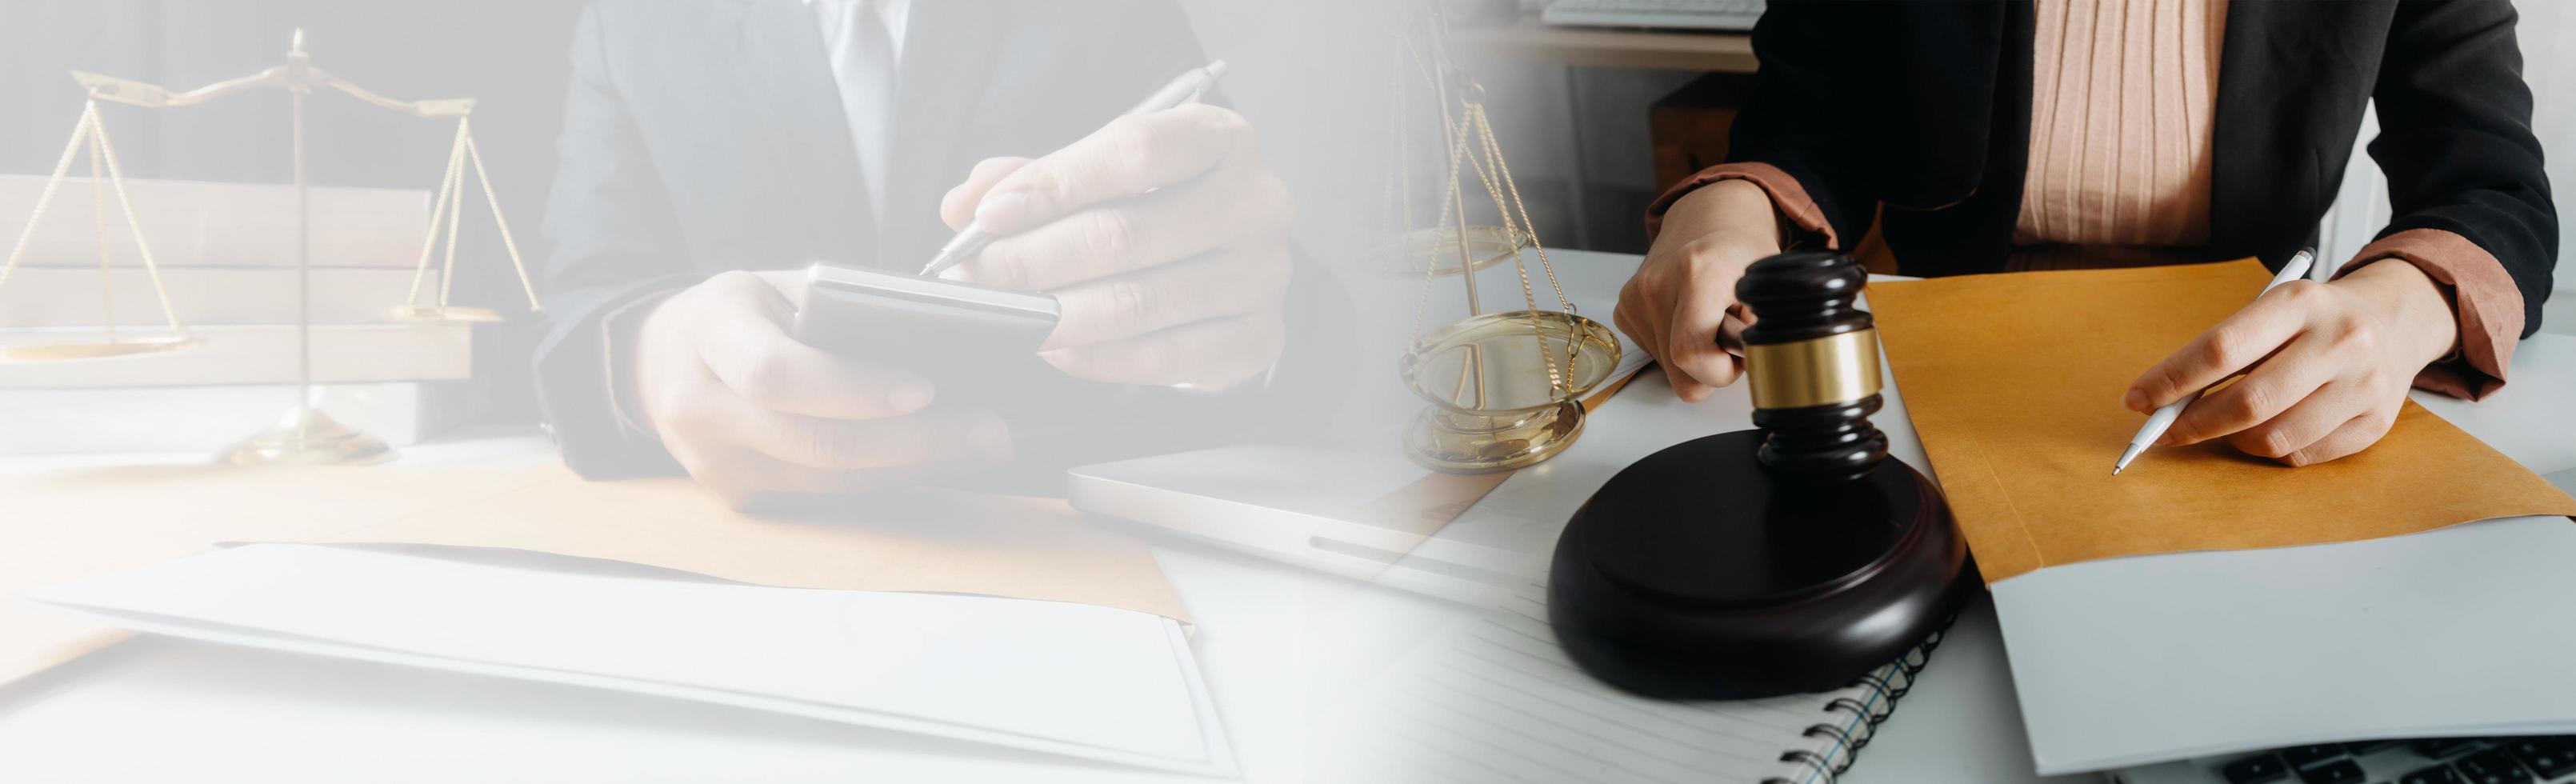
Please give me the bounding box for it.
[2124,260,2460,466]
[936,103,1293,390]
[1614,178,1782,402]
[629,270,1011,508]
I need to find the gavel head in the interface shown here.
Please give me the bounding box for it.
[1547,251,1972,699]
[1735,251,1889,482]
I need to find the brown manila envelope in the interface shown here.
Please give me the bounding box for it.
[1866,258,2576,582]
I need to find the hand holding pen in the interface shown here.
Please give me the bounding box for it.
[930,61,1295,392]
[919,61,1230,278]
[2116,248,2466,472]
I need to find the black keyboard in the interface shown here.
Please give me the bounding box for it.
[2198,736,2576,784]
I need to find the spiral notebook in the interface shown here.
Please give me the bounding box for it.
[1329,574,1949,784]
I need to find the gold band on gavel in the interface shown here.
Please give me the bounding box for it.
[1744,328,1882,410]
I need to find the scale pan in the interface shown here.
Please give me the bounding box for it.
[1403,398,1586,474]
[0,334,202,363]
[1401,310,1619,415]
[1364,225,1529,278]
[385,304,506,323]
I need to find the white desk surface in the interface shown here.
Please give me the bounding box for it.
[4,250,2568,782]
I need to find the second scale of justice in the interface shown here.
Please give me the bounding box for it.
[0,30,540,466]
[1378,8,1622,474]
[1368,6,1969,699]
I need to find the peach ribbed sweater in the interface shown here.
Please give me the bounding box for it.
[2015,0,2229,247]
[1645,0,2526,398]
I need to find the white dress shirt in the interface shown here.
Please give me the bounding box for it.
[599,0,917,442]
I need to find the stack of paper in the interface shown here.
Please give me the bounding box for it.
[0,175,462,454]
[0,174,430,268]
[0,383,436,455]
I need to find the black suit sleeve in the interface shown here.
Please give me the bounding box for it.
[2370,0,2558,336]
[530,4,698,478]
[1718,1,1889,247]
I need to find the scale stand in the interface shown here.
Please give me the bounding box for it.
[64,30,542,465]
[1386,7,1621,473]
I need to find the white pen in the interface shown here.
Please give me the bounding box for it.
[2113,248,2317,476]
[916,59,1230,278]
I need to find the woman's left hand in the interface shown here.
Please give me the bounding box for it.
[2123,260,2460,466]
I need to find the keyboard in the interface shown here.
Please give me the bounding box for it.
[2116,736,2576,784]
[1538,0,1766,31]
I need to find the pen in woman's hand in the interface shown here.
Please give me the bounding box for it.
[2112,248,2314,475]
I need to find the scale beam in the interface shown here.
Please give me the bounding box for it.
[21,28,534,464]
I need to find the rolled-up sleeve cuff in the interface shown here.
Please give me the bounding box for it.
[2331,228,2525,400]
[1644,162,1839,249]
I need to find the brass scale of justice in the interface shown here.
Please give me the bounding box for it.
[0,30,540,466]
[1379,11,1972,702]
[1374,11,1622,475]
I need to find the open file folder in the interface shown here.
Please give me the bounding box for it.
[21,544,1237,776]
[1863,261,2576,774]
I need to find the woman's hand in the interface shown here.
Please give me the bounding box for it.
[2123,260,2460,466]
[1614,179,1783,402]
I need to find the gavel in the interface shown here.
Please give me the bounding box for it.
[1547,251,1974,699]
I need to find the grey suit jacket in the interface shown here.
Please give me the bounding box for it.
[534,0,1349,483]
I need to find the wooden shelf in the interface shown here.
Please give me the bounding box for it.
[1445,16,1756,73]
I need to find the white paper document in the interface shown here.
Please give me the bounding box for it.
[20,544,1234,777]
[1994,514,2576,774]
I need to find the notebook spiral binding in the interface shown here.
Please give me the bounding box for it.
[1759,619,1954,784]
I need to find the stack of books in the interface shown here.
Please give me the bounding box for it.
[0,175,470,455]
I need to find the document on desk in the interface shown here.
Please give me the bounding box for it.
[1995,514,2576,774]
[1865,258,2576,775]
[1865,258,2576,582]
[0,462,1190,691]
[21,544,1237,776]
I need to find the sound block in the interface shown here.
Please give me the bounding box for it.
[1547,430,1974,699]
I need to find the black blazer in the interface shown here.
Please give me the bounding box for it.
[531,0,1349,481]
[1726,0,2554,334]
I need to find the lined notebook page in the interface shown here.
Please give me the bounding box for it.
[1328,574,1921,784]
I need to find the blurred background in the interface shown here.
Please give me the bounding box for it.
[0,0,1395,434]
[4,0,2571,442]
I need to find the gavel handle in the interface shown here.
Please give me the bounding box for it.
[1718,312,1750,357]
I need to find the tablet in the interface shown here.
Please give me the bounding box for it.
[791,262,1062,405]
[794,262,1057,351]
[802,262,1058,322]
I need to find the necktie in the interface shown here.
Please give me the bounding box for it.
[830,0,897,222]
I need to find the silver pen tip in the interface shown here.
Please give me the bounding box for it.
[2112,441,2150,477]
